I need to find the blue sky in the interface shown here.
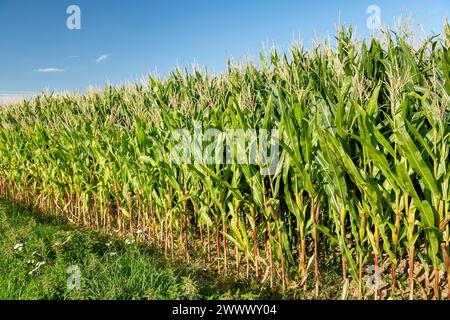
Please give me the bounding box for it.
[0,0,449,100]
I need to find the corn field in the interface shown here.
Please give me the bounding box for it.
[0,25,449,299]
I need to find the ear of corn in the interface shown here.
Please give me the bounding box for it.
[0,23,449,299]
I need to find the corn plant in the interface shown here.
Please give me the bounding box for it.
[0,22,449,299]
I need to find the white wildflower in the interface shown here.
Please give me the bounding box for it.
[28,261,45,275]
[13,243,24,251]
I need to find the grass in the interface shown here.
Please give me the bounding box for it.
[0,198,284,300]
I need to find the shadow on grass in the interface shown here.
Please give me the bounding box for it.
[0,197,284,299]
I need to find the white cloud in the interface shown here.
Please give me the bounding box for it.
[68,55,80,58]
[34,68,65,73]
[96,54,109,63]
